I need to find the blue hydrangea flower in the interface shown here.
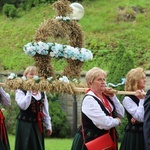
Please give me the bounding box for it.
[23,41,93,61]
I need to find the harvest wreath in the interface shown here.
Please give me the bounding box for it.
[5,72,85,94]
[5,0,90,94]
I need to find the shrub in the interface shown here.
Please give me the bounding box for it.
[2,4,17,18]
[107,41,134,141]
[48,93,71,138]
[3,92,18,135]
[107,42,134,91]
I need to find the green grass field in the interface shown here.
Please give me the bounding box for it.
[0,0,150,71]
[9,135,73,150]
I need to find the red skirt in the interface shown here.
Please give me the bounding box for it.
[0,110,10,150]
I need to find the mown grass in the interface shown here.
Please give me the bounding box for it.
[9,134,73,150]
[0,0,150,71]
[9,134,121,150]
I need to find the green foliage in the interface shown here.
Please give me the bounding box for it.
[107,42,134,101]
[0,1,150,71]
[48,93,71,138]
[33,0,40,6]
[44,0,57,3]
[107,42,134,140]
[3,92,18,135]
[25,0,36,11]
[116,116,127,142]
[2,4,17,18]
[107,42,134,88]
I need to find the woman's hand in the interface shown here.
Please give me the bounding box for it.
[131,117,142,124]
[46,129,52,136]
[0,83,5,87]
[135,90,145,99]
[116,117,121,125]
[104,87,115,97]
[131,118,136,124]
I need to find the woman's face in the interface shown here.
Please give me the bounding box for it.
[90,74,106,93]
[26,71,36,79]
[137,73,146,90]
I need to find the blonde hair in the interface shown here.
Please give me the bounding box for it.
[125,67,145,91]
[23,66,38,77]
[85,67,107,87]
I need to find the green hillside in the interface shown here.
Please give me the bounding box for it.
[0,0,150,72]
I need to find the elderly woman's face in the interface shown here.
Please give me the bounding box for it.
[90,74,106,92]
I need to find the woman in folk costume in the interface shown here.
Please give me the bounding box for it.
[120,67,146,150]
[0,86,11,150]
[15,66,52,150]
[71,67,124,150]
[144,87,150,150]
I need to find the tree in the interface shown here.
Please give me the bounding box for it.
[107,41,134,141]
[107,42,134,91]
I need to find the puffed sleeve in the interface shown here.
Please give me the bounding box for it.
[109,95,125,118]
[0,87,11,106]
[42,92,52,130]
[15,89,32,110]
[123,96,144,122]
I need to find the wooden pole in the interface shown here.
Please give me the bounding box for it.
[0,83,5,87]
[73,87,146,95]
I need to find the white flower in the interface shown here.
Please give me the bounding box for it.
[22,76,27,81]
[55,16,71,21]
[47,77,53,82]
[62,16,71,21]
[49,52,55,57]
[55,16,63,20]
[59,76,69,83]
[72,78,78,83]
[8,73,17,79]
[8,76,14,79]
